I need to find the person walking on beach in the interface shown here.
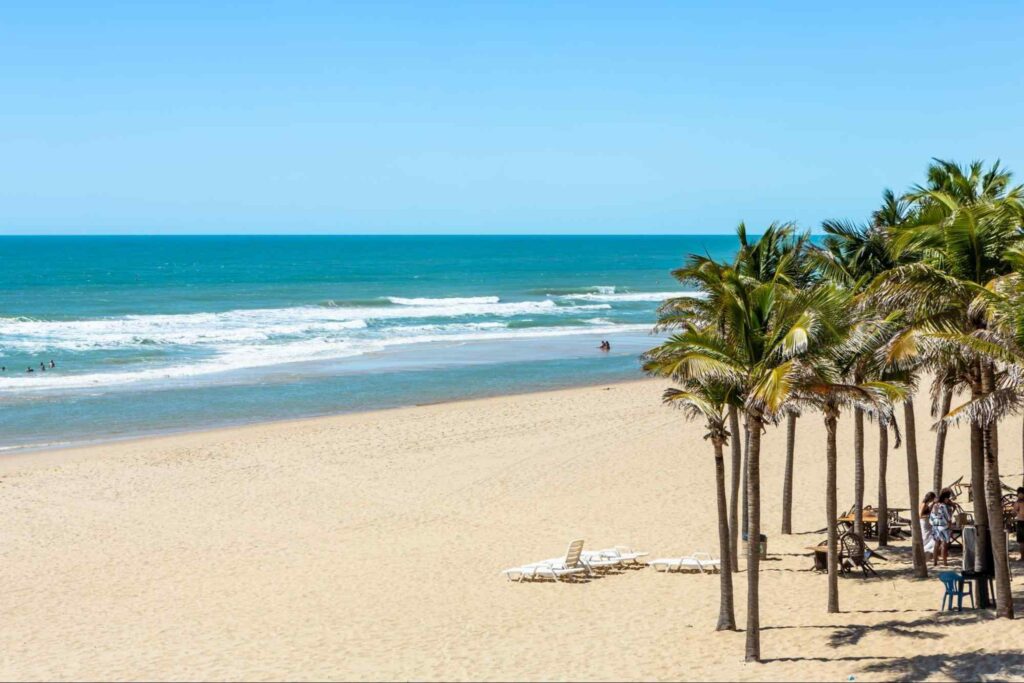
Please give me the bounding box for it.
[929,489,954,567]
[1015,487,1024,562]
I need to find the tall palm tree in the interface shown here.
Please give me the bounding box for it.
[735,222,813,536]
[788,294,907,612]
[640,368,738,630]
[810,215,900,541]
[906,160,1012,496]
[939,264,1024,619]
[877,162,1024,608]
[653,253,831,660]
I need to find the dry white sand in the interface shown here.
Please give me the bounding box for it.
[1,380,1022,681]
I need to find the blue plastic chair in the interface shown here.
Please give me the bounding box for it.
[939,571,974,611]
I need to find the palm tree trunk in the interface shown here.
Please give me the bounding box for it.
[728,405,741,572]
[877,420,889,546]
[713,438,736,630]
[853,407,865,540]
[903,398,928,578]
[984,420,1013,618]
[744,411,762,662]
[969,375,991,606]
[981,363,1013,618]
[932,387,952,494]
[742,420,750,539]
[781,412,796,535]
[825,411,840,613]
[970,422,990,574]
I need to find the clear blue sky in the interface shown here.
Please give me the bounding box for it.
[3,1,1024,235]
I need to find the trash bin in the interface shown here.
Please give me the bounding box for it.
[742,532,768,559]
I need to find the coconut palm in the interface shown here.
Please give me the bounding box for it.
[907,160,1015,495]
[810,215,902,541]
[876,166,1024,609]
[935,265,1024,619]
[640,367,738,630]
[787,292,908,611]
[653,258,844,659]
[735,222,813,536]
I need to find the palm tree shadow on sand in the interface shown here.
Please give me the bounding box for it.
[859,651,1024,682]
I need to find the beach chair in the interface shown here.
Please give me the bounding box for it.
[502,539,588,582]
[839,532,883,578]
[649,551,720,573]
[580,550,622,572]
[884,509,908,538]
[939,571,974,611]
[583,545,649,568]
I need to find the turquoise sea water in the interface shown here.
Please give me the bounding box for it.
[0,236,736,451]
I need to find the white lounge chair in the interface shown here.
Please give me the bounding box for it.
[584,545,649,567]
[649,551,720,574]
[502,539,589,582]
[581,550,623,572]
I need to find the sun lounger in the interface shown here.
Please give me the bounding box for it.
[583,545,649,567]
[649,551,720,573]
[502,539,589,582]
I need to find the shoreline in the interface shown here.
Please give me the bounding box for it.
[0,375,652,471]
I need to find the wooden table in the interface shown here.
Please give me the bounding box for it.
[838,508,911,539]
[838,513,880,538]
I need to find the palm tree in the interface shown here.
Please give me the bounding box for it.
[794,375,903,613]
[877,161,1024,608]
[653,252,831,660]
[735,222,812,536]
[787,293,907,612]
[810,215,900,541]
[640,369,737,630]
[874,411,901,546]
[906,161,1012,497]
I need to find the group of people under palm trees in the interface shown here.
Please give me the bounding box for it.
[644,157,1022,663]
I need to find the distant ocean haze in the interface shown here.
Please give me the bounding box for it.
[0,235,734,450]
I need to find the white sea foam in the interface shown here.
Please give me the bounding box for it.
[0,300,616,353]
[387,296,500,306]
[0,322,651,393]
[557,291,706,302]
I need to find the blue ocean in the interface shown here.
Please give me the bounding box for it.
[0,236,736,451]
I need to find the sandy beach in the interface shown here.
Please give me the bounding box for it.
[1,379,1022,681]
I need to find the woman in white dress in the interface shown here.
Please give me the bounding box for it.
[929,489,955,566]
[920,491,936,556]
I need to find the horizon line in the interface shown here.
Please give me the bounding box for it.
[0,231,828,237]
